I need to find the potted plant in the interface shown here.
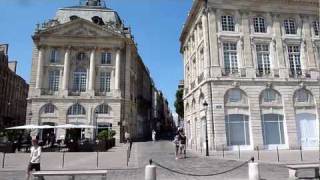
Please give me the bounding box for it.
[97,129,116,151]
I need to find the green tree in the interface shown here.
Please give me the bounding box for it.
[97,129,116,141]
[174,89,184,118]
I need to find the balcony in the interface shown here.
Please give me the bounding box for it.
[256,69,271,77]
[40,89,56,96]
[68,91,81,96]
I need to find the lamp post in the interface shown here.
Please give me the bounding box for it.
[203,100,209,156]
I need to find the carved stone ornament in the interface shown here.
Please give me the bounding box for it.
[299,82,306,88]
[232,81,240,87]
[266,82,273,88]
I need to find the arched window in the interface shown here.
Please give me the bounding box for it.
[43,103,55,114]
[73,68,87,92]
[95,104,109,114]
[225,88,247,104]
[261,89,281,103]
[67,104,86,115]
[294,89,313,103]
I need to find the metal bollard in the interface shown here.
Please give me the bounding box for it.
[2,153,5,168]
[248,158,260,180]
[145,159,156,180]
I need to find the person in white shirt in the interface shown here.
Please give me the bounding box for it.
[152,130,156,142]
[26,139,41,180]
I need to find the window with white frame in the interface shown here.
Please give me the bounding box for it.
[73,68,87,92]
[225,114,250,146]
[101,52,112,65]
[262,89,280,103]
[253,17,266,33]
[100,71,111,92]
[67,103,86,115]
[256,44,270,76]
[50,49,59,63]
[262,114,285,145]
[223,42,238,74]
[221,15,235,31]
[48,70,60,91]
[284,19,297,34]
[313,21,319,36]
[287,45,302,76]
[44,104,55,114]
[96,104,109,114]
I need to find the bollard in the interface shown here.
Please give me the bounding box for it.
[96,151,99,168]
[276,146,280,162]
[238,145,240,159]
[62,152,65,168]
[299,146,303,162]
[2,153,5,168]
[248,160,260,180]
[145,159,156,180]
[256,146,260,161]
[222,145,225,158]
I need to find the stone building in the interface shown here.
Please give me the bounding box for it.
[0,44,29,129]
[180,0,320,150]
[27,0,156,142]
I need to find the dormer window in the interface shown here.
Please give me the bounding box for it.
[284,19,296,35]
[221,15,235,31]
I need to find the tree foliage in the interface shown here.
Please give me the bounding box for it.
[174,89,184,118]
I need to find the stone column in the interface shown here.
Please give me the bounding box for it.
[208,8,221,77]
[62,48,70,94]
[242,12,255,78]
[35,47,44,90]
[273,14,288,78]
[88,48,96,94]
[202,10,211,79]
[115,49,121,90]
[303,16,317,79]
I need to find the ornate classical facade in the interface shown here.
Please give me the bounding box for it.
[180,0,320,150]
[27,0,155,142]
[0,44,29,129]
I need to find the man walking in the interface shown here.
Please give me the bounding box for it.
[178,129,186,158]
[26,139,42,180]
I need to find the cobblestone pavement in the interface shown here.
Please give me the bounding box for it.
[0,141,318,180]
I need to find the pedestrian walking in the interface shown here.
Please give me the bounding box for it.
[152,130,156,142]
[178,130,186,159]
[26,139,42,180]
[173,134,180,160]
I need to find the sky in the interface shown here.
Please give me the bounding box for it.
[0,0,193,111]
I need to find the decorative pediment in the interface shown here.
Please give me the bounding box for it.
[38,18,123,38]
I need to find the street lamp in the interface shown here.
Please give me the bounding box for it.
[203,100,209,156]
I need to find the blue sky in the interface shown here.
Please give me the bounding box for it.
[0,0,192,111]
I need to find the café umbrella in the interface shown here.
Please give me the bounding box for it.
[6,124,53,130]
[55,124,96,129]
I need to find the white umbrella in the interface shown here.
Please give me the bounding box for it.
[55,124,96,129]
[55,124,78,129]
[37,125,54,129]
[77,125,96,129]
[6,124,42,130]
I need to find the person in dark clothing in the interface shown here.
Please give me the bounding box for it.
[17,134,22,152]
[178,130,186,159]
[26,135,32,152]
